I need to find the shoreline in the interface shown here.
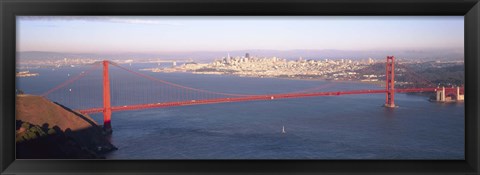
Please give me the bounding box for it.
[151,69,387,87]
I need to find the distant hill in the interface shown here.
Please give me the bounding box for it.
[17,48,464,63]
[16,94,116,159]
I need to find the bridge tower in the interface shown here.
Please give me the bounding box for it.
[385,56,396,108]
[103,60,112,132]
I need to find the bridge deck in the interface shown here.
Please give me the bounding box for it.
[77,87,460,114]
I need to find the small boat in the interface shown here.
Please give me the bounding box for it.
[282,125,286,134]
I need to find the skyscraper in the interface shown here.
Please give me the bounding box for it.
[368,57,374,64]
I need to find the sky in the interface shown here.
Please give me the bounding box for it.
[16,16,464,54]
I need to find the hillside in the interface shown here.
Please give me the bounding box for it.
[16,94,117,159]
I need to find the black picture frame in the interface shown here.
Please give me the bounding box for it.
[1,0,479,174]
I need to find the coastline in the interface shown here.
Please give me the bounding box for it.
[16,95,117,159]
[146,69,387,87]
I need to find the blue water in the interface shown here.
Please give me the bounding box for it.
[17,64,465,159]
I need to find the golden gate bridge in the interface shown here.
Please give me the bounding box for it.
[40,56,464,131]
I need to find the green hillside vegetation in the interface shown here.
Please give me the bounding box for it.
[16,121,53,143]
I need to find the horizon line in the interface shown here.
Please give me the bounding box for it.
[17,47,464,54]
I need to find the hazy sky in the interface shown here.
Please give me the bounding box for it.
[17,16,464,53]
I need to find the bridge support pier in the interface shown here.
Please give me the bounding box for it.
[436,86,446,102]
[385,56,396,108]
[103,60,112,133]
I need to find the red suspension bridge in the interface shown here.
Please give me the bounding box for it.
[41,56,464,131]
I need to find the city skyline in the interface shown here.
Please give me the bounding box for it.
[17,16,464,54]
